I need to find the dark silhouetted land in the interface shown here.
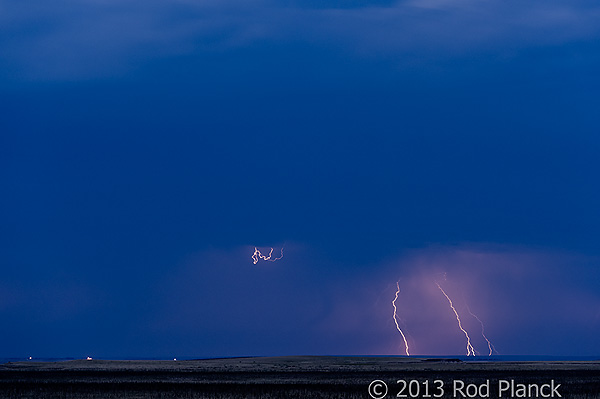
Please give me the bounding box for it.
[1,356,600,398]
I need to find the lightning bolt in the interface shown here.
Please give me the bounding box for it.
[436,283,476,356]
[252,247,284,265]
[465,304,497,356]
[392,281,410,356]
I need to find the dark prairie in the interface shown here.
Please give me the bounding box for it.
[1,356,600,398]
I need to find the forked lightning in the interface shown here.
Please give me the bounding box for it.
[436,283,476,356]
[392,281,411,356]
[252,247,284,265]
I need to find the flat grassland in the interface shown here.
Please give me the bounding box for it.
[1,356,600,398]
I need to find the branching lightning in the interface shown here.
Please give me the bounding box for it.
[392,281,410,356]
[436,283,476,356]
[252,247,284,265]
[466,304,497,356]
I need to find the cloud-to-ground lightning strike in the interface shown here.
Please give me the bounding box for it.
[252,247,284,265]
[392,281,410,356]
[436,283,476,356]
[466,304,497,356]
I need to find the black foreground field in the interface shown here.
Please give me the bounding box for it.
[1,356,600,399]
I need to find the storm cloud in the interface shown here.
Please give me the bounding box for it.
[2,0,600,79]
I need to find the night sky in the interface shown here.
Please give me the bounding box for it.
[2,0,600,359]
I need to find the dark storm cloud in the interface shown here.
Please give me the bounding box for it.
[277,0,397,9]
[0,0,272,79]
[2,0,600,360]
[2,0,600,79]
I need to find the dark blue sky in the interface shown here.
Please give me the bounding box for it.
[1,0,600,359]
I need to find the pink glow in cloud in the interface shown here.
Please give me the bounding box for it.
[154,243,600,357]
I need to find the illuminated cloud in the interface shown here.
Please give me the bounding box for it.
[386,246,600,356]
[153,244,600,357]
